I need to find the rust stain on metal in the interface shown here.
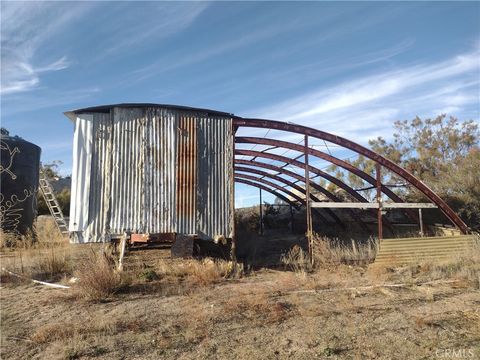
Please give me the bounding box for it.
[176,116,197,233]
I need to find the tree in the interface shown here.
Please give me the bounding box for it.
[37,161,71,216]
[348,115,479,229]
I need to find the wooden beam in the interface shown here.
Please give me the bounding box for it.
[310,202,438,209]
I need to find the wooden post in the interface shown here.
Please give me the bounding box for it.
[304,135,313,264]
[117,233,128,271]
[259,188,264,236]
[376,163,383,240]
[418,208,424,237]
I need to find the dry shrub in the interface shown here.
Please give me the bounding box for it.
[35,217,68,247]
[281,245,310,274]
[32,247,71,280]
[1,218,71,282]
[31,316,143,345]
[0,230,20,249]
[312,235,377,268]
[368,235,480,287]
[74,252,125,301]
[221,292,295,324]
[412,237,480,287]
[186,259,239,287]
[154,258,242,288]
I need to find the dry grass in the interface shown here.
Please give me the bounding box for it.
[280,245,310,274]
[152,257,242,287]
[73,251,125,301]
[1,218,72,282]
[221,291,296,324]
[312,234,377,267]
[367,234,480,287]
[280,235,377,275]
[408,235,480,286]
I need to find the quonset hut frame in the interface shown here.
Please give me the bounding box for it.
[232,117,469,244]
[63,104,469,256]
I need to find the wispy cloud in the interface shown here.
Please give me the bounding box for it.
[0,2,93,95]
[91,2,209,62]
[1,87,101,117]
[0,2,208,95]
[128,3,392,82]
[240,45,480,143]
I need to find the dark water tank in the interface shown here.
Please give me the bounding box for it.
[0,132,41,236]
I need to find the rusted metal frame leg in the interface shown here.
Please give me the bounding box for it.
[290,204,294,234]
[418,208,424,237]
[259,188,264,236]
[376,163,383,241]
[304,135,314,265]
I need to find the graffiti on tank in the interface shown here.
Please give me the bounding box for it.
[0,189,37,233]
[0,140,20,180]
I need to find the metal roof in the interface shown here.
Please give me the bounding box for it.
[64,103,234,122]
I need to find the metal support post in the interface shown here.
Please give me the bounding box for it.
[259,188,264,236]
[376,163,383,240]
[419,208,424,237]
[290,204,294,234]
[304,135,313,264]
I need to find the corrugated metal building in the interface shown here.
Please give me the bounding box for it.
[65,104,235,243]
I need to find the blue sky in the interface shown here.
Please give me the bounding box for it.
[1,1,479,207]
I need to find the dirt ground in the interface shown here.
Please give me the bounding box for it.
[2,248,479,360]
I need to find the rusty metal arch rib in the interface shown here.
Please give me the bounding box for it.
[236,137,405,203]
[233,118,469,234]
[236,149,369,203]
[235,173,332,225]
[235,178,298,208]
[235,166,345,228]
[235,160,371,232]
[235,137,416,225]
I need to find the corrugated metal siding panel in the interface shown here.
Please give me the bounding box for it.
[85,112,112,242]
[375,235,475,264]
[69,115,93,241]
[176,116,197,234]
[196,116,234,239]
[70,106,234,242]
[109,107,145,234]
[145,107,177,233]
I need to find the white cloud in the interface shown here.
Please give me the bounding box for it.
[0,2,208,95]
[0,2,92,95]
[240,46,480,143]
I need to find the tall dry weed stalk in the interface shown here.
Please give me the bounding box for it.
[281,235,377,273]
[312,235,377,267]
[280,245,310,274]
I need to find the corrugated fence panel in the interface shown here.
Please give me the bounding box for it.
[375,235,475,264]
[196,116,234,239]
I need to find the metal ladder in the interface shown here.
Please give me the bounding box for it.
[39,169,69,235]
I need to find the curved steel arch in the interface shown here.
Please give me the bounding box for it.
[235,178,297,208]
[236,159,341,200]
[235,166,345,228]
[234,117,469,233]
[235,159,372,232]
[235,173,332,225]
[236,136,404,202]
[236,149,371,204]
